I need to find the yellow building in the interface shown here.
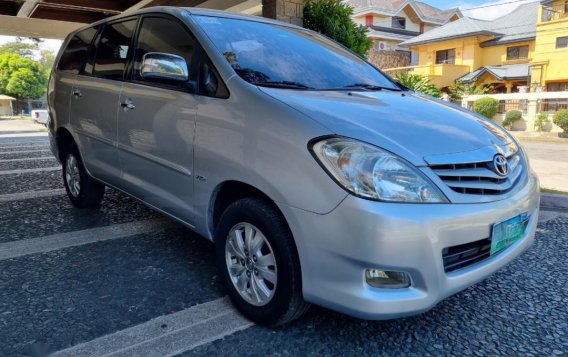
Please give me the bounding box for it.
[531,0,568,91]
[398,1,568,93]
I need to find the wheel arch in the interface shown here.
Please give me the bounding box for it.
[209,180,291,242]
[55,126,76,162]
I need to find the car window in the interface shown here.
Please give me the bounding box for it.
[92,19,137,80]
[194,15,399,91]
[57,27,98,74]
[133,16,195,83]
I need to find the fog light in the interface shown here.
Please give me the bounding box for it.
[365,269,411,289]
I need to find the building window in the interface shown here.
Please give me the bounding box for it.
[547,82,568,91]
[435,49,455,64]
[392,16,406,29]
[557,36,568,48]
[365,15,373,27]
[506,45,529,60]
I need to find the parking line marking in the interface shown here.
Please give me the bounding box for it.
[0,166,60,175]
[0,157,56,163]
[0,132,48,138]
[52,297,254,357]
[0,138,48,144]
[0,144,49,150]
[0,149,51,154]
[0,218,176,260]
[0,188,66,203]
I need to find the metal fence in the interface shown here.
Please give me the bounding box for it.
[541,98,568,113]
[497,100,528,114]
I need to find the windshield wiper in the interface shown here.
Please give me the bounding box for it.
[339,83,402,91]
[251,80,315,90]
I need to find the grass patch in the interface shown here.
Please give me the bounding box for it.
[540,188,568,195]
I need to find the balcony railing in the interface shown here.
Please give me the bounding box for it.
[541,4,568,22]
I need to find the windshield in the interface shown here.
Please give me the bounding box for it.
[194,15,399,91]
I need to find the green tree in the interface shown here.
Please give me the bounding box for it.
[0,42,39,59]
[39,49,56,72]
[0,52,47,99]
[394,71,441,98]
[303,0,373,58]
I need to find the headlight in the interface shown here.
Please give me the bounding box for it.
[310,137,448,203]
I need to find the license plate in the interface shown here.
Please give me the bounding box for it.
[490,212,529,255]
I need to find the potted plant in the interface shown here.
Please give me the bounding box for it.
[503,110,524,131]
[553,109,568,138]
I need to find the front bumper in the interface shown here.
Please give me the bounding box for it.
[278,173,540,320]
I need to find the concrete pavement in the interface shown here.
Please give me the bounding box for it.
[520,141,568,192]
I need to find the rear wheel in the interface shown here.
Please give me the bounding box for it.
[62,145,105,208]
[215,198,309,326]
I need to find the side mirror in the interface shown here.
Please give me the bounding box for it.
[140,52,189,82]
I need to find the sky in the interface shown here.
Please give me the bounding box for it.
[0,0,540,52]
[428,0,538,20]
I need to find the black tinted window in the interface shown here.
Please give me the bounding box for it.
[92,19,137,79]
[134,17,195,81]
[57,28,97,73]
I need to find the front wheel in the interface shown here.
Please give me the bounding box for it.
[62,146,105,208]
[215,198,309,326]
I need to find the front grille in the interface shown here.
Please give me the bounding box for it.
[430,153,523,195]
[442,238,491,272]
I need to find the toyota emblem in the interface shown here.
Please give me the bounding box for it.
[493,154,509,176]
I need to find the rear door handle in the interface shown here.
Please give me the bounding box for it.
[120,98,135,110]
[72,89,82,98]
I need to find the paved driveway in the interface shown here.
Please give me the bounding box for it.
[0,129,566,356]
[521,141,568,192]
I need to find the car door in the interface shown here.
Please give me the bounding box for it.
[117,15,199,224]
[69,18,137,185]
[49,27,97,136]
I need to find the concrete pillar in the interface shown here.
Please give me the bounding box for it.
[526,98,538,132]
[262,0,304,26]
[505,82,513,93]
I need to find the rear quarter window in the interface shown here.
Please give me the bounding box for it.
[57,27,98,74]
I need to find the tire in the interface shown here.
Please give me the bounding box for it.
[62,144,105,208]
[215,198,309,326]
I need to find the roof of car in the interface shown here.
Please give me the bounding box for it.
[71,6,303,36]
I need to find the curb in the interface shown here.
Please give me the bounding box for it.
[540,193,568,210]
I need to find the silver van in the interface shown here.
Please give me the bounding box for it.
[48,7,540,325]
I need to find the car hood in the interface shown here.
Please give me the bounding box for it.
[260,88,513,166]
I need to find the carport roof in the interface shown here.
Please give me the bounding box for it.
[0,0,261,39]
[0,0,216,23]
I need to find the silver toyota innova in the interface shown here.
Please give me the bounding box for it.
[48,7,540,325]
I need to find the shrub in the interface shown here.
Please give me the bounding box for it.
[534,111,548,132]
[303,0,373,58]
[502,110,523,128]
[553,109,568,132]
[394,72,441,98]
[472,97,499,119]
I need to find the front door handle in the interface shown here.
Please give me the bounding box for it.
[120,98,135,110]
[72,88,82,98]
